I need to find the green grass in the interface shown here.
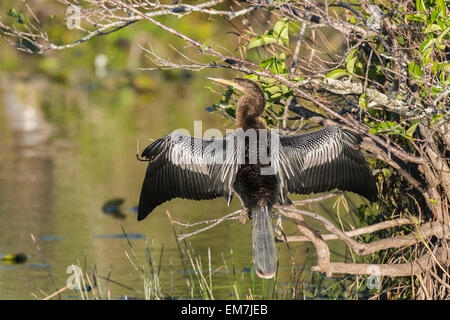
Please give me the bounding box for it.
[33,222,383,300]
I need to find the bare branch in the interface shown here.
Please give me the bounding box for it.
[175,209,242,241]
[285,217,413,242]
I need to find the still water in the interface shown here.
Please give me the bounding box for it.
[0,74,365,299]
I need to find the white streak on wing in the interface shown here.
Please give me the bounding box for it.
[218,134,239,193]
[168,134,209,175]
[280,150,294,179]
[301,132,343,170]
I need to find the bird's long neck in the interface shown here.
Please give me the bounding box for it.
[236,94,266,130]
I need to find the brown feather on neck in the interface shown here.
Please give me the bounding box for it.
[236,94,266,130]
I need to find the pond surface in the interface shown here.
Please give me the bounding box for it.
[0,74,367,299]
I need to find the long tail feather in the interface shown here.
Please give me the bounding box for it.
[252,206,277,279]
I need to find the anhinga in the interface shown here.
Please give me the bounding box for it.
[137,78,378,279]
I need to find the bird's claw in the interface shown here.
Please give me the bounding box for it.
[238,208,250,224]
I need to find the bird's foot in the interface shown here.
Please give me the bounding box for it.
[280,197,295,208]
[274,213,284,239]
[238,208,250,224]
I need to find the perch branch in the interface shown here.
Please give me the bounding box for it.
[291,191,343,205]
[175,209,242,241]
[311,246,450,277]
[285,217,413,242]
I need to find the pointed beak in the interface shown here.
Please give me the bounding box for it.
[207,77,236,87]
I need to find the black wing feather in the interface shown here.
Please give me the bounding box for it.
[138,131,238,221]
[279,127,377,201]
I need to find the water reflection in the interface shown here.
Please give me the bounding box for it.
[2,79,53,148]
[102,198,127,220]
[0,78,57,298]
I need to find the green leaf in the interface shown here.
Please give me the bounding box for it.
[273,18,287,36]
[260,54,288,75]
[382,168,393,178]
[359,93,368,109]
[200,42,208,53]
[430,9,440,23]
[7,8,24,23]
[430,114,444,126]
[423,23,442,33]
[369,121,405,135]
[444,63,450,73]
[406,119,420,137]
[422,47,432,65]
[406,13,427,22]
[436,0,447,18]
[7,8,18,18]
[431,61,439,73]
[261,57,275,70]
[325,69,348,79]
[265,85,282,95]
[248,35,278,49]
[225,107,236,118]
[408,61,423,81]
[435,17,447,31]
[419,36,435,54]
[431,86,442,94]
[345,51,357,74]
[273,18,289,46]
[416,0,426,13]
[437,26,450,47]
[440,70,450,85]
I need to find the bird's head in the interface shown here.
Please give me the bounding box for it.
[208,77,264,99]
[208,77,266,128]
